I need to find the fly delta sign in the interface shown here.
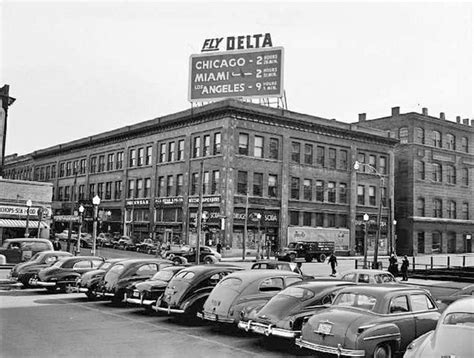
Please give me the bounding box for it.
[188,33,284,102]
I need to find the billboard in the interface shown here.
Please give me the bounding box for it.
[189,47,284,102]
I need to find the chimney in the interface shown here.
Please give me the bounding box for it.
[456,116,461,123]
[440,112,445,120]
[391,107,400,116]
[358,113,366,122]
[422,107,428,116]
[463,118,469,125]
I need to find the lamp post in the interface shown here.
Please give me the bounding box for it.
[392,220,397,254]
[76,205,84,255]
[0,84,16,178]
[354,160,384,269]
[363,213,369,269]
[92,195,101,256]
[24,199,32,238]
[255,213,262,260]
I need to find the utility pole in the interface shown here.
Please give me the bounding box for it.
[243,190,249,261]
[67,169,78,252]
[0,84,16,178]
[196,160,204,264]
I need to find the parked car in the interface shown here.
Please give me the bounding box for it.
[338,269,397,284]
[251,260,299,271]
[238,279,355,339]
[165,245,221,264]
[113,236,136,251]
[8,250,72,287]
[404,296,474,358]
[154,264,243,318]
[435,283,474,312]
[200,269,303,325]
[135,239,158,254]
[55,230,77,241]
[30,256,105,292]
[94,258,173,303]
[0,238,54,264]
[96,233,111,247]
[277,241,335,262]
[296,285,440,357]
[75,258,127,299]
[125,265,186,310]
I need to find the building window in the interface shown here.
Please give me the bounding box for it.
[146,146,152,165]
[203,135,211,156]
[369,186,376,206]
[316,180,324,202]
[432,163,442,182]
[446,134,456,150]
[462,202,469,220]
[433,198,442,218]
[114,181,122,200]
[116,152,123,169]
[88,159,95,174]
[39,167,45,181]
[159,143,166,163]
[461,137,468,153]
[432,232,442,253]
[253,173,263,197]
[105,182,112,200]
[303,179,312,201]
[357,153,366,172]
[58,187,63,201]
[254,136,264,158]
[89,184,95,199]
[327,182,336,203]
[417,198,425,217]
[328,148,336,169]
[290,177,300,199]
[168,142,175,162]
[51,165,56,178]
[327,214,336,227]
[417,232,425,253]
[193,137,201,158]
[127,180,135,198]
[447,165,456,184]
[158,176,165,197]
[203,171,210,195]
[237,171,248,195]
[399,127,408,143]
[304,144,313,165]
[316,146,325,167]
[211,170,220,194]
[129,149,136,167]
[213,133,221,155]
[337,214,347,228]
[137,148,144,166]
[107,154,114,171]
[381,187,387,207]
[289,211,299,226]
[166,176,174,197]
[98,156,105,172]
[316,213,324,226]
[269,138,279,160]
[176,175,183,196]
[339,183,347,203]
[415,127,425,144]
[291,142,300,163]
[59,163,65,177]
[268,175,278,198]
[367,155,376,171]
[78,185,85,200]
[418,161,425,180]
[357,185,365,205]
[172,139,182,161]
[447,200,456,219]
[238,133,249,155]
[66,162,72,176]
[45,166,50,180]
[461,168,469,186]
[97,183,104,199]
[339,150,348,170]
[432,131,442,148]
[303,212,312,226]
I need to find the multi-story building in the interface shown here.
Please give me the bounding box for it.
[4,99,397,255]
[357,107,474,255]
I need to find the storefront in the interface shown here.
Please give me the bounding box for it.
[125,198,151,241]
[154,197,184,244]
[231,209,279,252]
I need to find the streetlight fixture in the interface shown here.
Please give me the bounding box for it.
[363,213,370,269]
[255,213,262,260]
[92,195,101,256]
[392,220,397,254]
[76,205,85,255]
[24,199,32,238]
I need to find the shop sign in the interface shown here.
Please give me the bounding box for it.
[155,197,184,207]
[0,205,42,218]
[233,210,278,223]
[126,199,150,207]
[201,33,273,52]
[188,196,221,204]
[189,46,284,102]
[54,215,80,223]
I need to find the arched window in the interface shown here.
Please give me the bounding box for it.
[461,137,468,153]
[433,198,442,218]
[415,127,425,144]
[416,198,425,217]
[447,201,456,219]
[399,127,409,144]
[432,131,442,147]
[432,163,442,182]
[446,165,456,184]
[446,134,456,150]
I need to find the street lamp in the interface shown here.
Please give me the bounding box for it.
[92,195,101,256]
[24,199,32,238]
[392,220,397,254]
[363,213,369,269]
[76,205,85,255]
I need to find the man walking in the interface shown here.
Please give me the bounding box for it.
[400,255,409,281]
[328,253,338,276]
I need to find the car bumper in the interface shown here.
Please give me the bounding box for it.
[124,293,155,306]
[295,338,365,357]
[237,320,299,338]
[198,311,234,323]
[29,277,56,287]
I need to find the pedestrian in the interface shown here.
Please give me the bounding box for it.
[293,258,304,275]
[53,237,62,251]
[388,253,399,277]
[216,241,222,254]
[328,252,338,276]
[401,255,409,281]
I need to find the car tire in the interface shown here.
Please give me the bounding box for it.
[373,343,391,358]
[304,255,312,263]
[203,256,215,264]
[59,280,75,293]
[147,248,153,255]
[318,254,327,263]
[289,253,296,262]
[173,257,182,265]
[20,274,33,288]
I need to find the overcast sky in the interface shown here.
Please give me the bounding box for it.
[2,1,472,156]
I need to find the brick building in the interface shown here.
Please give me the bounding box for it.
[3,100,397,255]
[357,107,474,255]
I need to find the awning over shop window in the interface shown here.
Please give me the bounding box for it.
[0,219,49,229]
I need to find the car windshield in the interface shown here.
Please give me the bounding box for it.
[374,274,396,283]
[105,264,125,280]
[174,271,195,280]
[218,277,242,288]
[333,292,377,311]
[52,259,68,268]
[280,286,315,300]
[287,243,297,249]
[151,270,175,281]
[443,312,474,326]
[29,253,42,261]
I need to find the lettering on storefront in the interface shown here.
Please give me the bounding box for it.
[188,196,221,204]
[233,212,278,223]
[155,197,184,206]
[126,199,150,207]
[0,205,49,218]
[53,215,80,223]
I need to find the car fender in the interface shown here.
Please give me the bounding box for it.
[182,291,211,313]
[356,322,401,354]
[57,273,81,284]
[203,255,218,264]
[173,256,188,265]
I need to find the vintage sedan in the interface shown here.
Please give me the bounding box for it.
[238,279,355,339]
[200,269,303,325]
[250,260,299,271]
[165,245,222,265]
[154,264,243,318]
[435,283,474,312]
[296,285,440,358]
[30,256,105,292]
[0,238,54,264]
[404,296,474,358]
[125,265,186,310]
[95,258,173,303]
[9,250,72,287]
[338,269,397,284]
[75,258,127,299]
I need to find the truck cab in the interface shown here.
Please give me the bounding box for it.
[277,241,335,263]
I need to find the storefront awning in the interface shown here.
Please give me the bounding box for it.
[0,219,49,229]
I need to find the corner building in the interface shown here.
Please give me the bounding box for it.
[358,107,474,255]
[4,100,397,255]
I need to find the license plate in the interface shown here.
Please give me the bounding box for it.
[133,291,140,298]
[252,325,266,334]
[316,323,332,335]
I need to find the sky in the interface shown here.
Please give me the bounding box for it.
[1,1,472,156]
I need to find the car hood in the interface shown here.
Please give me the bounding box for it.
[253,295,305,323]
[135,280,168,292]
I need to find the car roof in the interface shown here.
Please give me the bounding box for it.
[444,296,474,313]
[337,284,424,296]
[59,255,103,262]
[253,260,291,264]
[5,238,52,243]
[224,269,301,280]
[116,258,173,266]
[179,264,242,274]
[340,269,393,275]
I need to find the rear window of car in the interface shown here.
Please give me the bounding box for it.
[259,277,284,292]
[218,277,242,288]
[174,271,195,280]
[341,273,356,282]
[151,270,175,281]
[334,292,377,311]
[73,261,92,269]
[281,286,315,300]
[443,312,474,326]
[375,274,396,283]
